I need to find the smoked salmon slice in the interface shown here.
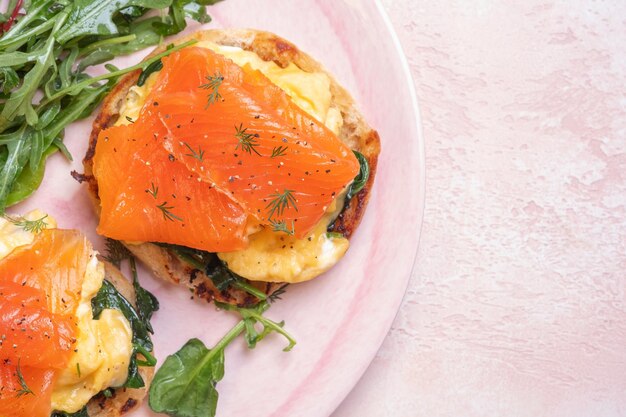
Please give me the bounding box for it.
[0,365,55,417]
[0,229,90,315]
[94,46,359,248]
[0,229,87,417]
[93,116,250,252]
[0,287,75,368]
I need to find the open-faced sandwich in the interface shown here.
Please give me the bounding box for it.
[81,29,380,306]
[0,211,157,417]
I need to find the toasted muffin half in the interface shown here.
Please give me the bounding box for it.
[80,29,380,307]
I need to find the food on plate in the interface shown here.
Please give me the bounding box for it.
[0,0,222,213]
[0,211,158,417]
[81,29,380,305]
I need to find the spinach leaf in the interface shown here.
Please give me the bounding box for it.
[328,150,370,232]
[131,257,159,328]
[159,242,268,300]
[346,150,369,200]
[91,278,158,388]
[149,300,294,417]
[51,406,89,417]
[149,338,225,417]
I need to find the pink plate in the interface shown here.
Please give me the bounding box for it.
[14,0,424,415]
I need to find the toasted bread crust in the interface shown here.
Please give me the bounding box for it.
[82,29,380,305]
[79,261,153,417]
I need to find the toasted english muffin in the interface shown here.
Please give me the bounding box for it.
[80,29,380,307]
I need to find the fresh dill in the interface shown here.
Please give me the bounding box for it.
[266,189,297,220]
[235,123,261,156]
[270,145,288,158]
[4,214,48,233]
[156,201,183,222]
[198,72,224,108]
[146,182,159,199]
[268,285,288,303]
[15,360,34,397]
[183,142,205,162]
[269,219,295,236]
[103,238,132,268]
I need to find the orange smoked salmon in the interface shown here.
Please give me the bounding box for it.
[0,229,91,417]
[93,46,359,249]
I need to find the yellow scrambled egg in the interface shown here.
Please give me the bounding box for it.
[0,211,133,413]
[118,42,351,284]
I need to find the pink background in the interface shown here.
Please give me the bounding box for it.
[335,1,626,416]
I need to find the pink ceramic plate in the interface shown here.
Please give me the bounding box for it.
[14,0,424,415]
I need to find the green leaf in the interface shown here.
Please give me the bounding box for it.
[92,280,153,351]
[6,145,56,207]
[56,0,172,44]
[0,67,19,93]
[51,405,89,417]
[137,58,163,87]
[149,300,295,417]
[149,338,227,417]
[91,278,158,388]
[346,150,369,199]
[0,129,31,212]
[131,257,159,329]
[0,13,66,130]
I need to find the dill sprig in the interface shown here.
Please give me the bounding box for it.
[183,142,204,162]
[270,145,288,158]
[4,214,48,233]
[235,123,261,156]
[15,360,34,397]
[198,72,224,108]
[146,182,159,199]
[156,201,183,222]
[266,189,297,220]
[269,219,295,236]
[103,238,132,268]
[268,285,288,303]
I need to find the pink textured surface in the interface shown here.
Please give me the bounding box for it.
[335,1,626,416]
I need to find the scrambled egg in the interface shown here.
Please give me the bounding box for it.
[118,42,351,284]
[0,211,133,414]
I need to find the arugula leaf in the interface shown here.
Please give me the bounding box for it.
[149,301,294,417]
[0,67,18,93]
[55,0,172,44]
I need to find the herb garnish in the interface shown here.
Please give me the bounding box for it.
[156,201,183,222]
[269,219,295,236]
[102,238,132,268]
[0,0,221,213]
[149,300,295,417]
[266,189,297,220]
[270,145,288,158]
[199,72,224,107]
[15,359,34,397]
[4,213,47,233]
[146,182,159,199]
[235,123,261,156]
[183,142,205,162]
